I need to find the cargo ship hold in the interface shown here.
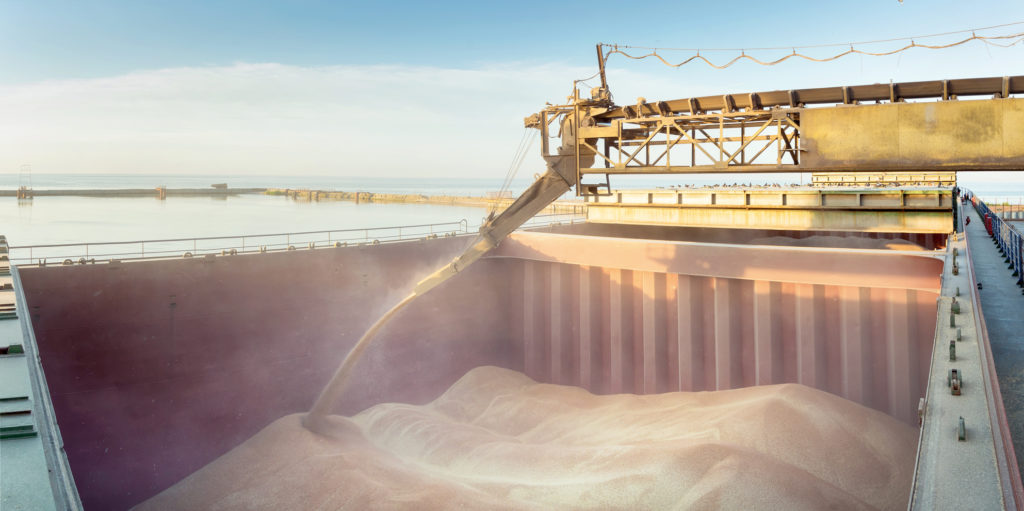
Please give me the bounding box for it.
[4,75,1024,510]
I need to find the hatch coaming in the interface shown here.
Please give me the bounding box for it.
[17,229,945,508]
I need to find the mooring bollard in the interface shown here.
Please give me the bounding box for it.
[948,368,964,392]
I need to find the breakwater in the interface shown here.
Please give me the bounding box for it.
[268,188,586,214]
[1,186,585,214]
[2,187,267,198]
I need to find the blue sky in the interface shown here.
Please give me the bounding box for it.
[3,0,1022,83]
[1,1,1023,182]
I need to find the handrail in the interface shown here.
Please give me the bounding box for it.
[961,189,1024,507]
[7,213,586,266]
[8,219,471,265]
[11,219,471,249]
[966,191,1024,288]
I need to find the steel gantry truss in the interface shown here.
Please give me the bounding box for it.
[579,107,801,174]
[526,74,1024,196]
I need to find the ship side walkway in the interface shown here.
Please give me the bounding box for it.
[967,203,1024,479]
[0,256,57,510]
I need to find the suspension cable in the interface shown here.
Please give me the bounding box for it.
[490,129,537,215]
[601,21,1024,70]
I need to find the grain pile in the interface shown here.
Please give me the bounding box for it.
[135,366,917,511]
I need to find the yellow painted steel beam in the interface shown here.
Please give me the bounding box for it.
[801,98,1024,170]
[586,204,952,233]
[597,75,1024,120]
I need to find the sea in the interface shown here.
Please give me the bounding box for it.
[2,173,1023,259]
[0,172,780,248]
[0,173,587,264]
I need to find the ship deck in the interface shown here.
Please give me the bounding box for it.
[0,257,64,510]
[966,205,1024,485]
[909,201,1016,509]
[5,188,1024,509]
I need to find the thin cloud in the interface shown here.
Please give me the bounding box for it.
[3,58,1017,187]
[0,62,617,177]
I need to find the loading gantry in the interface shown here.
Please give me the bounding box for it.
[309,51,1024,441]
[414,70,1024,295]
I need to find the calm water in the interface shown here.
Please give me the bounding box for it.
[0,173,532,196]
[2,173,1021,251]
[1,195,488,248]
[0,175,517,250]
[0,173,784,248]
[0,172,806,195]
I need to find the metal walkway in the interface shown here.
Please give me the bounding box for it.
[0,251,56,511]
[0,236,80,511]
[967,203,1024,480]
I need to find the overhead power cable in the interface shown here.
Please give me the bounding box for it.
[601,21,1024,70]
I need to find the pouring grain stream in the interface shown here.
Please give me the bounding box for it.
[303,168,574,434]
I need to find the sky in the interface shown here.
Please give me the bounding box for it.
[1,0,1023,185]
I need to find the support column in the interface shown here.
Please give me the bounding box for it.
[676,275,701,391]
[796,284,824,388]
[641,271,661,394]
[887,288,913,424]
[523,260,540,380]
[754,280,779,385]
[840,286,869,405]
[714,278,740,390]
[608,268,624,393]
[578,265,593,391]
[549,263,563,385]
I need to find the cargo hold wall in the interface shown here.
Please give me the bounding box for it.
[16,232,943,509]
[494,232,943,425]
[16,238,521,510]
